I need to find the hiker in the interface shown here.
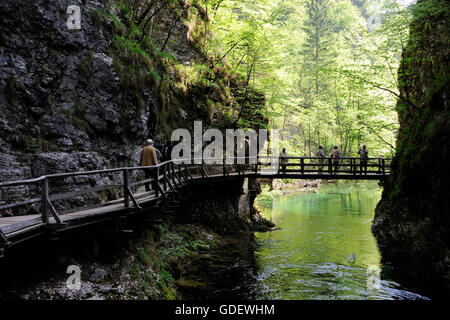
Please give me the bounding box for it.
[154,136,164,164]
[140,139,158,192]
[160,141,172,162]
[317,146,327,173]
[156,146,163,164]
[280,148,289,174]
[357,145,369,175]
[332,146,340,174]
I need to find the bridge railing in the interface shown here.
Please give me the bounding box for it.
[0,156,259,226]
[0,156,391,227]
[273,157,391,175]
[0,161,190,225]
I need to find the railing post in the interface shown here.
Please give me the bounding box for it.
[382,159,386,175]
[41,178,49,223]
[171,163,177,185]
[163,164,168,191]
[155,166,160,198]
[167,162,171,183]
[223,157,226,177]
[167,163,171,183]
[353,159,357,176]
[174,164,180,183]
[301,158,305,175]
[123,169,130,208]
[328,158,332,175]
[170,163,174,184]
[177,165,184,182]
[201,159,205,179]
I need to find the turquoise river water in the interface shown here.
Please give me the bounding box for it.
[179,180,428,300]
[253,180,427,300]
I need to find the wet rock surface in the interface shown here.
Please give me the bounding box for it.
[0,0,149,211]
[180,178,273,235]
[372,1,450,298]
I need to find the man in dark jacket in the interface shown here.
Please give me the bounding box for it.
[332,146,340,174]
[357,145,369,175]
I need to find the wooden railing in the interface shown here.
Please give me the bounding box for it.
[0,156,391,226]
[260,156,391,176]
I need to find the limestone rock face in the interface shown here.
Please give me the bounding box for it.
[179,178,271,235]
[0,0,146,183]
[372,0,450,298]
[0,1,161,219]
[0,0,267,219]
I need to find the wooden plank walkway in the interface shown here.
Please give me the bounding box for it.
[0,156,391,254]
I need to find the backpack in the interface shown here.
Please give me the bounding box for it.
[359,149,368,159]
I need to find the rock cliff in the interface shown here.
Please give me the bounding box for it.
[372,0,449,297]
[0,0,266,215]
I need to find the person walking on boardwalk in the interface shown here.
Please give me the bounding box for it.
[140,139,158,192]
[317,146,326,173]
[357,145,369,175]
[332,146,340,174]
[280,148,289,174]
[154,136,164,163]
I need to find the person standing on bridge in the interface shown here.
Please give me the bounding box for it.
[280,148,289,174]
[140,139,158,192]
[357,145,369,175]
[332,146,340,174]
[154,136,164,163]
[317,146,327,173]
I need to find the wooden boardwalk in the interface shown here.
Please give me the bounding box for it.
[0,156,390,256]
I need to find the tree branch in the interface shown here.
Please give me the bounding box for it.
[339,70,422,112]
[364,123,396,149]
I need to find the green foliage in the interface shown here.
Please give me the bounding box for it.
[18,134,39,153]
[160,269,174,284]
[130,221,219,299]
[302,0,336,96]
[90,0,267,135]
[207,0,410,157]
[190,239,211,252]
[255,185,282,208]
[15,132,61,154]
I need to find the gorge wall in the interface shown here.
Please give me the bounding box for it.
[0,1,270,298]
[0,0,266,215]
[372,0,449,297]
[179,177,274,234]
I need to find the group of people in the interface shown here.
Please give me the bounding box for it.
[139,137,173,192]
[141,138,372,192]
[280,145,370,174]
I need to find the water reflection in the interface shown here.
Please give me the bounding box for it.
[178,181,429,300]
[254,180,428,300]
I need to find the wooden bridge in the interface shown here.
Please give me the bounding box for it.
[0,156,390,256]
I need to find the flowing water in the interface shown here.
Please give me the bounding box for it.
[178,181,429,300]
